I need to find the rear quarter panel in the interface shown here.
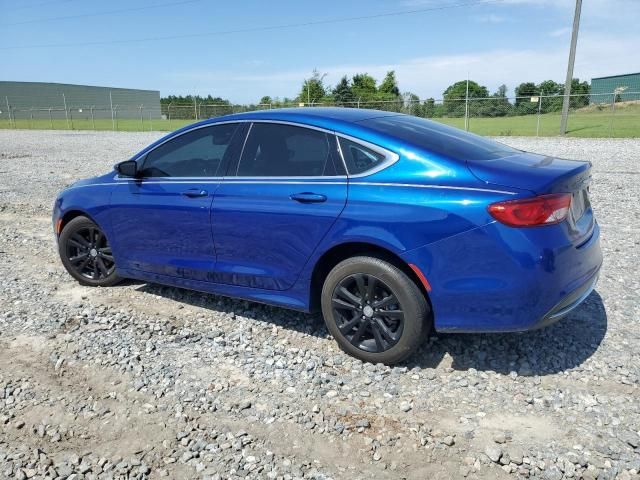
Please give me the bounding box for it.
[296,143,528,287]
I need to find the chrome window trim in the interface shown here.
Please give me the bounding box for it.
[126,118,399,180]
[114,174,347,182]
[348,182,517,195]
[102,178,516,195]
[114,174,225,181]
[234,120,398,178]
[335,133,399,178]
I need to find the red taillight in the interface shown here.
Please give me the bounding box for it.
[488,193,572,227]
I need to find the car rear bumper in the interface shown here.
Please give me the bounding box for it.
[530,269,599,330]
[400,219,603,333]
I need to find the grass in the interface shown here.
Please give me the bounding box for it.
[1,105,639,137]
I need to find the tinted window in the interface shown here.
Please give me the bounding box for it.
[141,123,238,177]
[338,137,386,175]
[237,123,335,177]
[359,115,519,161]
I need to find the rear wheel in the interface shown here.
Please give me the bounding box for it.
[58,216,121,287]
[321,256,430,364]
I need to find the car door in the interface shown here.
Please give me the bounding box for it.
[109,122,243,281]
[211,122,348,290]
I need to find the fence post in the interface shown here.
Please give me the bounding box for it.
[536,96,542,137]
[110,91,115,131]
[5,97,13,128]
[90,106,95,130]
[62,93,70,129]
[608,91,616,137]
[48,108,53,129]
[139,105,144,131]
[114,106,118,131]
[168,102,172,129]
[149,111,153,132]
[194,98,198,121]
[464,78,470,131]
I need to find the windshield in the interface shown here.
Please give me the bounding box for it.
[358,115,520,161]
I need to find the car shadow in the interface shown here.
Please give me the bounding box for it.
[403,290,607,376]
[134,283,328,338]
[135,283,607,377]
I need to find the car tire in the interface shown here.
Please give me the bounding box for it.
[321,256,431,365]
[58,216,121,287]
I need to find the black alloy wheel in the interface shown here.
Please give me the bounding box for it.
[332,273,404,353]
[321,256,430,365]
[58,216,121,287]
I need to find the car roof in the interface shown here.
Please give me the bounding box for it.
[133,108,405,162]
[202,107,401,131]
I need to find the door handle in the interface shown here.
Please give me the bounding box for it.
[289,192,327,203]
[181,188,208,198]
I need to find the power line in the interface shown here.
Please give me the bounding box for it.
[1,0,505,50]
[2,0,78,13]
[1,0,207,27]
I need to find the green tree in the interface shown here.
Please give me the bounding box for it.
[538,80,562,96]
[402,92,421,116]
[259,96,273,105]
[569,78,590,108]
[298,69,327,105]
[351,73,378,103]
[378,71,401,98]
[442,80,489,117]
[514,82,539,104]
[480,84,510,117]
[332,76,354,105]
[536,80,562,113]
[514,82,540,114]
[161,94,232,119]
[423,98,437,118]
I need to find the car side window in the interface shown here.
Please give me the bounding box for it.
[237,123,336,177]
[338,137,386,175]
[140,123,239,177]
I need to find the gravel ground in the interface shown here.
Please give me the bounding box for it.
[0,130,639,480]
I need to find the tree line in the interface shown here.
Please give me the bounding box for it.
[160,72,592,119]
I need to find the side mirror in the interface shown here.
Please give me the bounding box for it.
[115,160,138,177]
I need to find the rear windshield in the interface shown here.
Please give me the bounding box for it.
[358,115,519,161]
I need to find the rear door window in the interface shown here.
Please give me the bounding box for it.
[237,123,338,177]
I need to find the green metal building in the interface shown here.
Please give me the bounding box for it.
[590,73,640,104]
[0,81,161,121]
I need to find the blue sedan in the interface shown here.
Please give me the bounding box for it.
[53,108,602,364]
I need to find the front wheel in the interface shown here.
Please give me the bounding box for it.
[321,256,431,365]
[58,216,121,287]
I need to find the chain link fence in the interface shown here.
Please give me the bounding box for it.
[1,91,638,137]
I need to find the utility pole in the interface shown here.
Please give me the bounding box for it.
[560,0,582,135]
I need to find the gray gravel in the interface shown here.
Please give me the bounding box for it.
[1,129,639,479]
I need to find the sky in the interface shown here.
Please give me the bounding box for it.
[1,0,639,103]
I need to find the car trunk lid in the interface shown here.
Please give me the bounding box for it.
[466,152,592,195]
